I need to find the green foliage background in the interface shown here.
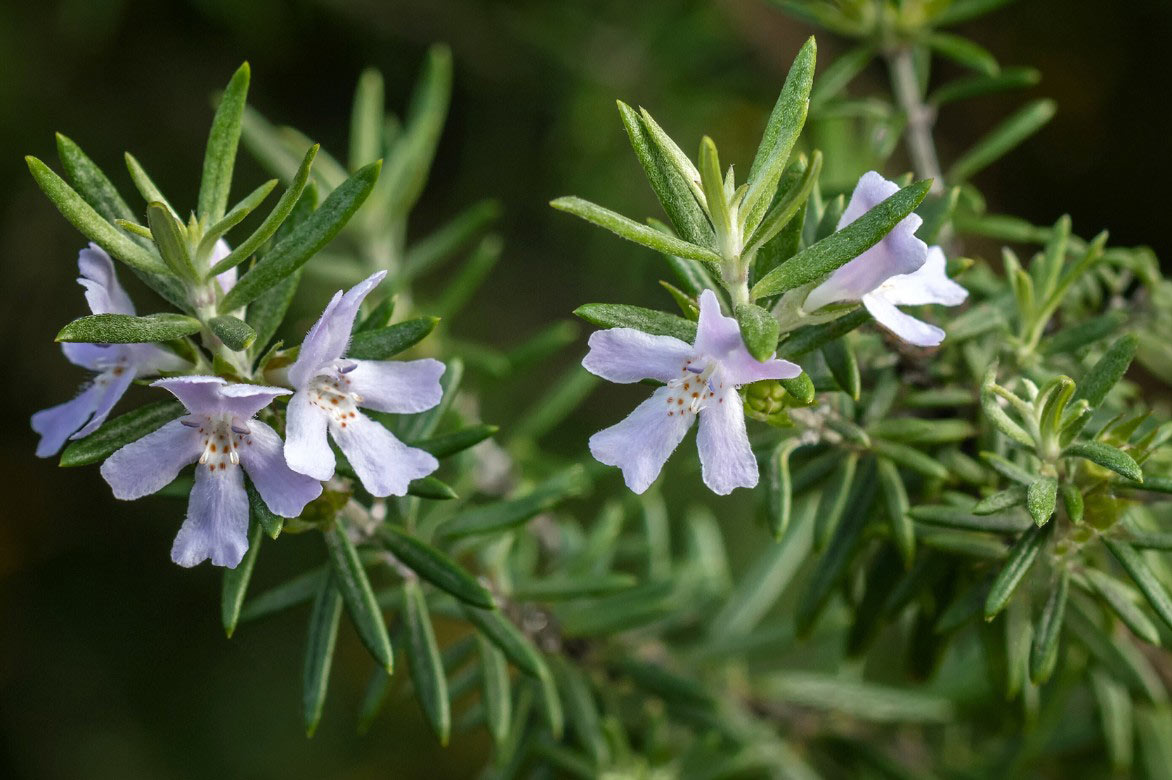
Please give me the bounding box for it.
[2,1,1172,777]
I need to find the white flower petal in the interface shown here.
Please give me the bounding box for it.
[171,463,250,568]
[332,413,438,497]
[283,391,335,480]
[69,366,136,439]
[349,358,445,414]
[874,245,968,307]
[588,385,695,494]
[31,382,104,458]
[290,271,388,388]
[78,244,135,315]
[211,239,237,295]
[803,171,927,311]
[100,420,202,500]
[581,328,694,384]
[693,289,743,359]
[696,387,757,495]
[863,295,946,347]
[239,420,322,517]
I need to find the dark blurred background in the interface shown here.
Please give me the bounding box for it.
[2,1,1170,777]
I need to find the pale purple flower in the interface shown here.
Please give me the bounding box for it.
[801,172,967,347]
[100,376,323,568]
[31,244,187,457]
[856,246,968,347]
[284,271,444,497]
[583,289,801,495]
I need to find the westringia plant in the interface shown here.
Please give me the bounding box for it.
[22,1,1172,775]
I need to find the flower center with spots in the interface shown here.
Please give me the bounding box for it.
[182,413,253,472]
[664,358,723,418]
[91,349,130,384]
[309,363,363,429]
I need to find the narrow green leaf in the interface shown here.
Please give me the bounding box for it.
[766,440,798,540]
[1064,441,1143,482]
[973,485,1027,515]
[734,303,780,361]
[54,133,138,229]
[870,439,949,480]
[1074,334,1138,410]
[776,308,869,358]
[402,581,450,744]
[199,62,250,222]
[1090,670,1135,772]
[346,316,438,360]
[410,424,498,459]
[910,504,1030,533]
[925,32,999,75]
[743,36,816,234]
[1029,569,1068,684]
[196,178,278,260]
[929,67,1041,106]
[779,372,815,405]
[245,185,317,355]
[822,337,860,400]
[751,180,932,299]
[323,524,393,673]
[551,196,722,266]
[1082,569,1161,645]
[349,68,384,171]
[438,467,588,539]
[303,575,343,737]
[1026,476,1058,526]
[476,634,511,749]
[697,136,730,236]
[123,152,175,214]
[711,496,815,638]
[815,453,858,551]
[209,315,256,351]
[947,99,1056,184]
[616,102,712,247]
[1060,483,1084,524]
[379,44,451,217]
[221,520,263,637]
[56,313,201,344]
[510,574,636,602]
[1104,538,1172,632]
[984,522,1051,620]
[220,160,381,311]
[1041,311,1127,357]
[980,450,1037,485]
[877,457,914,567]
[407,477,456,500]
[357,667,392,735]
[573,303,696,343]
[209,145,319,277]
[980,365,1035,448]
[761,672,954,724]
[26,156,167,276]
[461,604,546,679]
[240,568,325,624]
[59,399,185,467]
[401,199,501,282]
[869,417,975,444]
[797,465,875,636]
[379,525,494,609]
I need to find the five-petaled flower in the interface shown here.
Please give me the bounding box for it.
[802,171,968,347]
[284,271,445,497]
[31,245,188,457]
[100,376,323,568]
[583,289,801,495]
